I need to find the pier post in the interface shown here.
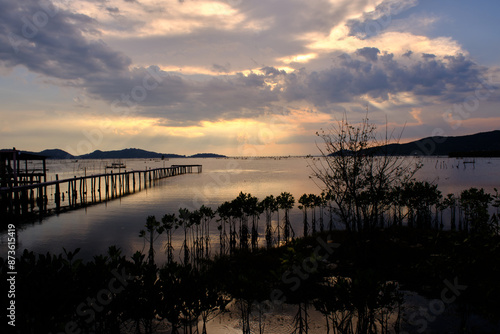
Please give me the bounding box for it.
[29,188,35,211]
[69,178,72,208]
[55,175,61,210]
[133,173,136,192]
[21,189,28,215]
[1,164,202,220]
[73,176,77,207]
[79,178,83,205]
[110,173,113,199]
[105,174,109,200]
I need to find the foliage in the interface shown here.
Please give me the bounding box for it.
[310,115,421,231]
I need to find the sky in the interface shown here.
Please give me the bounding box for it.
[1,0,499,156]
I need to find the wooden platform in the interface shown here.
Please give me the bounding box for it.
[0,164,202,221]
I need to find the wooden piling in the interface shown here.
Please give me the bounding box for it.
[1,164,202,220]
[55,175,61,210]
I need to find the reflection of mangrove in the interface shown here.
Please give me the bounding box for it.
[3,186,500,334]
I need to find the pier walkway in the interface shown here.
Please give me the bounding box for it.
[0,164,202,221]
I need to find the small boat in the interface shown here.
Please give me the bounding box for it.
[105,161,126,169]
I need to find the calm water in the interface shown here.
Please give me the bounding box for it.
[2,157,499,262]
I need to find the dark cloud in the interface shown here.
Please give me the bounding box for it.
[346,0,418,39]
[261,66,287,76]
[403,50,413,58]
[422,53,436,60]
[0,0,131,81]
[280,52,492,105]
[106,7,120,13]
[356,47,380,62]
[0,0,497,126]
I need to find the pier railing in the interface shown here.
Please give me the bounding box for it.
[0,165,202,219]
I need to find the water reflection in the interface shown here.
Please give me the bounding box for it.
[1,157,499,262]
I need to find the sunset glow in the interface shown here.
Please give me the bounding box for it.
[1,0,499,155]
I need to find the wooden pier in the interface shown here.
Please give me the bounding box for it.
[0,164,202,220]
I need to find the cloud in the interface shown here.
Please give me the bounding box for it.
[0,0,131,81]
[346,0,419,39]
[403,50,413,57]
[279,51,495,106]
[212,63,231,73]
[356,47,381,62]
[1,0,498,130]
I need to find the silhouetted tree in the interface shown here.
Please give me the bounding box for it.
[459,188,492,233]
[277,192,295,243]
[298,194,311,237]
[261,195,278,248]
[310,115,420,231]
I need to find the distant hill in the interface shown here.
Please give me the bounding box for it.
[189,153,226,158]
[330,130,500,156]
[33,149,75,159]
[6,130,499,159]
[77,149,185,159]
[11,148,229,159]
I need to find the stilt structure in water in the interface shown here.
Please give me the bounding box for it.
[0,149,202,222]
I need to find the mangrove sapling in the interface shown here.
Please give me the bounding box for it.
[251,199,263,251]
[189,209,203,266]
[413,181,442,229]
[310,193,318,234]
[401,182,416,228]
[493,188,500,215]
[231,193,248,250]
[319,192,327,232]
[161,213,178,264]
[229,202,238,254]
[128,261,159,334]
[243,193,260,250]
[325,191,336,231]
[492,188,500,234]
[161,263,213,334]
[436,197,445,230]
[261,195,278,248]
[191,209,204,264]
[178,208,192,265]
[277,192,295,243]
[299,194,310,237]
[389,185,405,228]
[157,264,186,334]
[62,246,82,270]
[200,205,215,258]
[459,188,493,233]
[217,201,232,255]
[139,215,165,266]
[239,193,260,251]
[443,194,457,230]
